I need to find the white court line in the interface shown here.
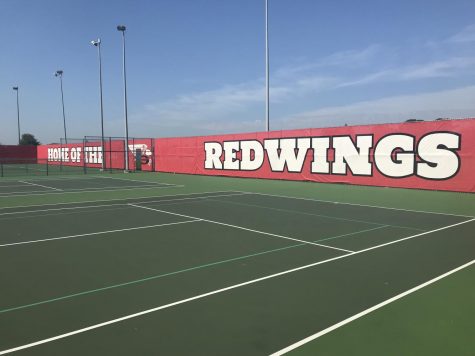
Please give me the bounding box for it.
[129,204,354,254]
[35,184,172,191]
[24,176,111,181]
[0,192,248,217]
[0,185,184,198]
[96,176,174,185]
[0,218,472,355]
[0,189,69,195]
[0,184,41,188]
[246,192,474,218]
[0,190,53,195]
[22,175,152,182]
[270,258,475,355]
[0,220,201,248]
[17,181,63,191]
[206,197,425,232]
[0,190,238,210]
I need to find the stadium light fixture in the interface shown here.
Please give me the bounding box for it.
[54,70,68,144]
[117,24,130,172]
[265,0,270,132]
[12,86,21,144]
[90,38,105,171]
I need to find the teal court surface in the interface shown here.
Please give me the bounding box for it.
[0,173,473,355]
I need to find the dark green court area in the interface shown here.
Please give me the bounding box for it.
[0,176,177,197]
[0,176,473,355]
[0,162,101,178]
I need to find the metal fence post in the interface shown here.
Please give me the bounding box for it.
[83,138,87,174]
[60,139,63,172]
[109,137,112,173]
[151,138,156,172]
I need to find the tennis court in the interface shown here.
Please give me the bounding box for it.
[0,176,178,198]
[0,173,473,355]
[0,162,101,178]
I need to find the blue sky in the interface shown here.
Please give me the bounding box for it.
[1,0,475,144]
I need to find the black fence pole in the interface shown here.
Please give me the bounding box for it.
[152,138,156,172]
[83,138,87,174]
[109,137,112,173]
[60,139,63,172]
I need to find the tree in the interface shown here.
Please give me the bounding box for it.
[19,133,40,146]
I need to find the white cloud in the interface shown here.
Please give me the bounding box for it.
[131,24,475,137]
[133,85,475,138]
[401,57,475,79]
[276,85,475,129]
[274,44,381,79]
[136,75,338,129]
[338,56,475,88]
[337,70,393,88]
[448,24,475,43]
[295,76,339,90]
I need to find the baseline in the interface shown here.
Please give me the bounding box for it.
[18,181,63,191]
[0,192,248,216]
[0,190,241,211]
[96,176,175,185]
[0,185,184,198]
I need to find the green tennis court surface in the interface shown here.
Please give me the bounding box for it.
[0,163,102,178]
[0,176,178,197]
[0,173,473,355]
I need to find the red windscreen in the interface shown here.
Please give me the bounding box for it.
[37,139,154,172]
[154,119,475,192]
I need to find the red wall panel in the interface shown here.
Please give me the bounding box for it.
[37,139,155,171]
[154,119,475,192]
[0,145,37,162]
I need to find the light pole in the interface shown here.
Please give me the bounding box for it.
[54,70,68,144]
[265,0,270,132]
[12,86,21,144]
[117,25,130,172]
[91,38,105,171]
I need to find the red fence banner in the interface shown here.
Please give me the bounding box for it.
[37,139,155,172]
[126,139,155,172]
[155,119,475,192]
[37,141,123,169]
[0,145,37,162]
